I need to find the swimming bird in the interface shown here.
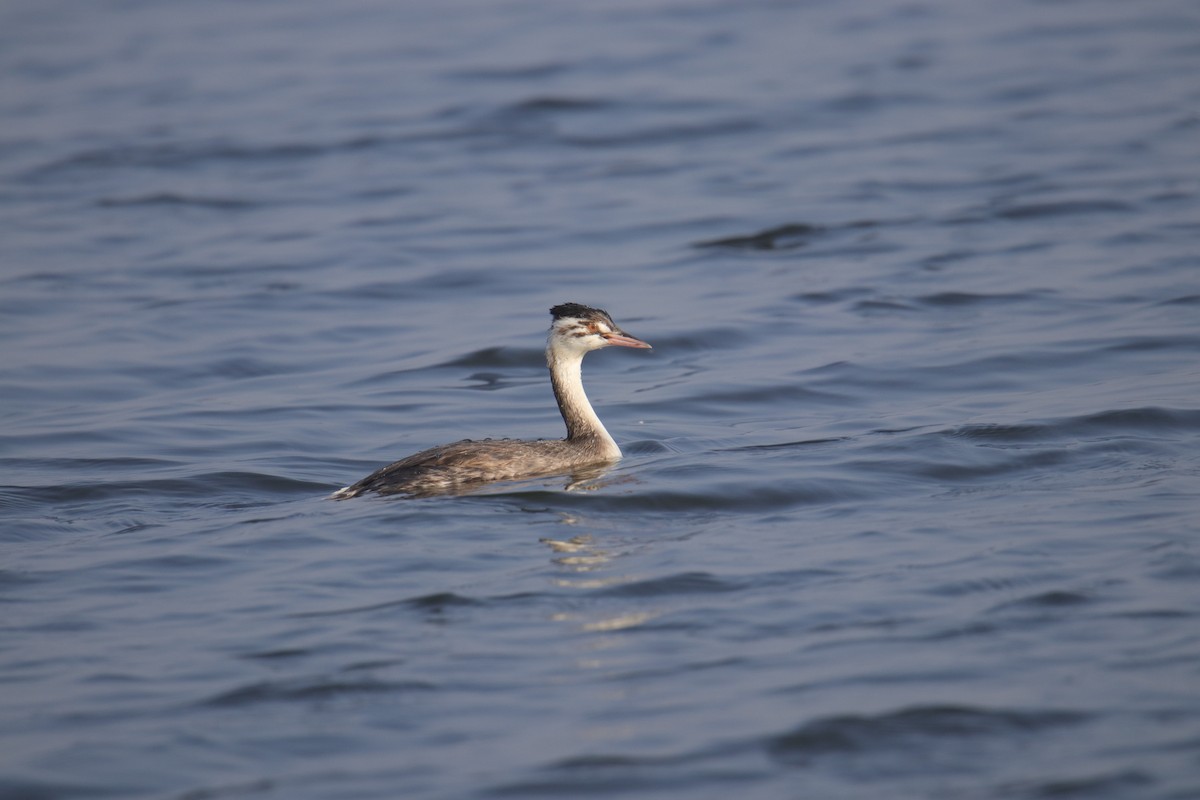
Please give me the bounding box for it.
[332,303,651,498]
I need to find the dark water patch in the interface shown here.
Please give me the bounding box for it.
[241,648,310,661]
[441,346,544,370]
[176,777,277,800]
[328,270,510,304]
[0,569,44,591]
[342,659,406,673]
[1059,407,1200,436]
[693,218,902,252]
[818,90,934,115]
[991,590,1093,612]
[202,676,435,708]
[926,571,1060,599]
[943,407,1200,447]
[0,778,137,800]
[853,298,916,313]
[917,290,1050,307]
[9,472,329,504]
[826,346,1195,396]
[465,370,541,391]
[1112,608,1194,621]
[852,447,1071,484]
[1156,293,1200,306]
[404,591,484,612]
[496,478,865,514]
[485,746,750,798]
[96,193,259,210]
[1000,769,1154,799]
[919,250,976,269]
[767,705,1088,766]
[723,436,848,453]
[921,621,1000,641]
[291,591,483,619]
[103,553,234,574]
[25,135,393,178]
[944,422,1055,444]
[695,222,825,250]
[204,356,293,381]
[1147,551,1200,582]
[790,287,874,305]
[448,61,573,81]
[644,326,751,353]
[558,116,759,149]
[681,383,848,410]
[953,199,1133,224]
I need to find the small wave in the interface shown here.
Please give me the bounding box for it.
[502,95,612,114]
[945,407,1200,444]
[791,287,874,305]
[990,590,1093,612]
[1102,335,1200,354]
[201,676,435,708]
[995,200,1132,219]
[944,422,1056,443]
[1060,406,1200,435]
[448,61,572,81]
[0,778,133,800]
[25,135,390,178]
[96,193,257,210]
[917,290,1050,307]
[853,448,1071,483]
[1157,293,1200,306]
[767,705,1087,765]
[695,222,825,250]
[1002,769,1153,798]
[404,591,483,611]
[291,591,483,619]
[11,472,329,504]
[693,218,901,251]
[723,436,848,452]
[558,117,759,148]
[597,571,742,598]
[678,383,846,410]
[853,298,916,313]
[241,648,310,661]
[643,325,749,353]
[441,346,544,369]
[951,199,1132,224]
[495,479,866,514]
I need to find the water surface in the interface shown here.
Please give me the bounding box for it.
[2,0,1199,798]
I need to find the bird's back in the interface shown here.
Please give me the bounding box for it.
[331,436,613,498]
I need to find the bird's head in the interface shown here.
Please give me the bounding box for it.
[548,303,651,354]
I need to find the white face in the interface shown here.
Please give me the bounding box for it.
[551,315,651,353]
[553,316,614,352]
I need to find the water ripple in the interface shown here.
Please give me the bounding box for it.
[202,676,435,708]
[766,705,1088,765]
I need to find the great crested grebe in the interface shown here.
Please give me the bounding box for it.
[332,303,651,499]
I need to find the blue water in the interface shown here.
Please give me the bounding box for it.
[3,0,1200,797]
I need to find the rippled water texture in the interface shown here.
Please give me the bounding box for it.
[3,0,1200,798]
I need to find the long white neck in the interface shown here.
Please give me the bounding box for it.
[546,343,621,459]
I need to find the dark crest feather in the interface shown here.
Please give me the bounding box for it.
[550,302,608,321]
